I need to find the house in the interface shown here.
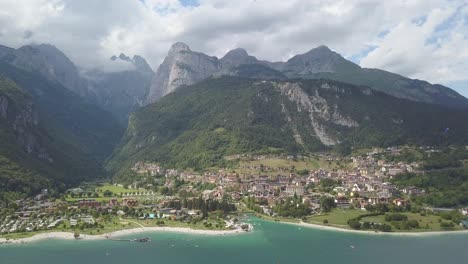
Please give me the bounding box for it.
[334,196,350,208]
[70,219,78,227]
[285,184,304,196]
[122,198,138,207]
[388,167,404,176]
[81,216,95,225]
[47,219,62,229]
[67,188,84,194]
[393,198,407,207]
[402,187,425,196]
[202,190,213,200]
[109,199,119,207]
[460,208,468,216]
[116,210,126,216]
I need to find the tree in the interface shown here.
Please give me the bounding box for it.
[320,197,336,212]
[348,219,361,229]
[362,221,371,229]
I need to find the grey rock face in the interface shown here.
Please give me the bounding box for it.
[147,42,221,103]
[278,82,358,146]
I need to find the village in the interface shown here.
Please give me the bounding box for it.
[1,146,468,236]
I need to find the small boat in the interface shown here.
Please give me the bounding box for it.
[132,237,151,242]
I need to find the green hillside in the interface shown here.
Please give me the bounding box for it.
[0,61,123,162]
[107,77,468,178]
[0,64,123,199]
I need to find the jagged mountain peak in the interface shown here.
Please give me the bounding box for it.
[132,55,153,73]
[223,48,249,58]
[169,42,191,54]
[220,47,258,69]
[109,53,153,73]
[284,45,360,74]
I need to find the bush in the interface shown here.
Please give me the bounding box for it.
[323,219,328,224]
[406,219,419,229]
[440,222,455,229]
[385,213,408,222]
[378,224,392,232]
[348,219,361,229]
[362,221,371,229]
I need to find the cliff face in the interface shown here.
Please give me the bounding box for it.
[278,82,359,146]
[0,78,51,163]
[147,43,221,103]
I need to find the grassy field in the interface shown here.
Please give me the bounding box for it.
[95,184,146,195]
[64,183,150,202]
[64,197,119,202]
[307,209,367,227]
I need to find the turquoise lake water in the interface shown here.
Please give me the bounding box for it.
[1,218,467,264]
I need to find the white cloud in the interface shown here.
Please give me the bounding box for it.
[360,4,468,85]
[0,0,466,95]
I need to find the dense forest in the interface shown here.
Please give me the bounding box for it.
[392,169,468,207]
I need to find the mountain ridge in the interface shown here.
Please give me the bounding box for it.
[146,42,468,109]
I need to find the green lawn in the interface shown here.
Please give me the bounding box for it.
[307,209,367,226]
[64,197,119,202]
[96,184,146,195]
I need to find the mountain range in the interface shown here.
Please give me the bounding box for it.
[146,43,468,110]
[0,41,468,194]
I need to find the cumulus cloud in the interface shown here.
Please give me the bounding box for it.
[0,0,466,95]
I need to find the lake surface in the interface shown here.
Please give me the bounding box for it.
[1,218,467,264]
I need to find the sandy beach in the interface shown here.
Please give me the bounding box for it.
[0,227,244,244]
[286,220,468,236]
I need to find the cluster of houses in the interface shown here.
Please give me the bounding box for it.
[3,146,467,235]
[128,148,426,215]
[0,216,62,233]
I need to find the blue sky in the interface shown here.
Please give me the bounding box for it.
[179,0,198,7]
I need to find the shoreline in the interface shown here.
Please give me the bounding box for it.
[0,226,245,245]
[282,220,468,236]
